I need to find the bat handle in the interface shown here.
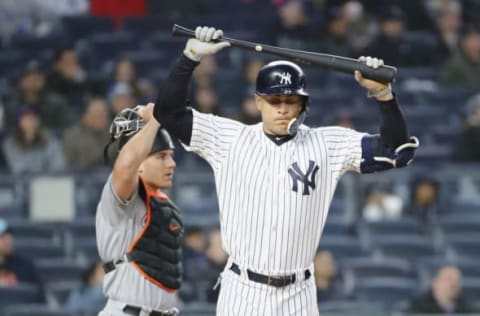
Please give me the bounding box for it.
[172,24,196,38]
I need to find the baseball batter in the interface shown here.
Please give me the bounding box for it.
[96,103,182,316]
[154,26,419,315]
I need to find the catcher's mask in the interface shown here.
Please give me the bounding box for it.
[103,106,174,164]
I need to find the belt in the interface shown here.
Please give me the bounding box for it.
[103,253,132,273]
[230,262,311,287]
[123,305,177,316]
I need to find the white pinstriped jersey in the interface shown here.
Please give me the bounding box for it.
[183,109,365,274]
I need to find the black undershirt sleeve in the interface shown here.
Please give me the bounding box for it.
[153,54,199,146]
[377,94,409,148]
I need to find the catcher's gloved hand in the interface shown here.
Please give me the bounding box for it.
[183,26,230,62]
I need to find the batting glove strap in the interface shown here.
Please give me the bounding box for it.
[361,136,420,173]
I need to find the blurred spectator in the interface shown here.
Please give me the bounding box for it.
[320,6,354,57]
[454,93,480,162]
[462,0,480,26]
[0,218,45,302]
[333,111,355,129]
[233,57,265,99]
[314,250,347,302]
[4,61,74,130]
[0,0,88,39]
[109,82,136,115]
[46,46,88,107]
[90,0,146,29]
[406,177,441,233]
[63,97,110,169]
[181,226,208,302]
[192,55,218,89]
[205,228,228,303]
[440,25,480,90]
[362,6,422,67]
[64,260,106,314]
[109,58,154,103]
[362,185,403,222]
[407,265,473,314]
[193,86,222,115]
[2,107,66,174]
[430,1,462,65]
[267,0,318,50]
[236,96,261,125]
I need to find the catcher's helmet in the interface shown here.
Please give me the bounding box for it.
[256,60,309,103]
[104,107,174,163]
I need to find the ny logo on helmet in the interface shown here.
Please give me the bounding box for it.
[288,160,319,195]
[278,72,292,85]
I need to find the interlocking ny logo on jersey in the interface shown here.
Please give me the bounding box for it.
[278,72,292,85]
[288,160,319,195]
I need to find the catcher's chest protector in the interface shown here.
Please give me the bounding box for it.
[128,178,184,291]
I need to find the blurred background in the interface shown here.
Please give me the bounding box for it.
[0,0,479,315]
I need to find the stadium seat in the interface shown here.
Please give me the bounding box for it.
[318,301,387,316]
[446,233,480,259]
[318,236,369,261]
[3,304,76,316]
[7,220,60,243]
[62,16,114,39]
[14,240,65,260]
[0,284,43,308]
[322,217,355,237]
[45,280,82,306]
[439,215,480,235]
[36,258,86,284]
[123,49,169,75]
[122,15,173,34]
[353,277,418,304]
[461,278,480,302]
[90,31,139,61]
[73,237,99,262]
[372,234,439,260]
[343,257,416,281]
[181,302,217,316]
[362,217,423,237]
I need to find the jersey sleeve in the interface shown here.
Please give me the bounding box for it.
[321,127,367,174]
[181,109,244,172]
[96,174,138,227]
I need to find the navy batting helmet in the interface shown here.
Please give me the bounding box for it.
[256,60,310,135]
[256,60,309,103]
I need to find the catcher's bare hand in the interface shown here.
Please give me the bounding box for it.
[135,103,158,126]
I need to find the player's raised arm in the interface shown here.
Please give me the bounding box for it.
[153,26,230,146]
[112,103,160,202]
[354,56,420,173]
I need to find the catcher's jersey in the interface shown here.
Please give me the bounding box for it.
[95,175,178,310]
[183,109,365,274]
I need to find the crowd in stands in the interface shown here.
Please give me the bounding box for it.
[0,0,479,315]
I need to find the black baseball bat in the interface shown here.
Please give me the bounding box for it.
[172,24,397,83]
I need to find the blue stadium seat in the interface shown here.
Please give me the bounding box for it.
[362,217,423,237]
[353,277,418,304]
[439,216,480,235]
[8,220,60,243]
[462,278,480,302]
[3,304,76,316]
[90,31,139,61]
[372,234,439,260]
[62,16,114,39]
[318,236,369,261]
[446,233,480,259]
[0,284,43,308]
[318,301,387,316]
[73,237,99,262]
[322,217,355,237]
[36,258,86,284]
[181,302,217,316]
[15,240,65,260]
[122,15,173,34]
[123,49,168,75]
[343,257,416,280]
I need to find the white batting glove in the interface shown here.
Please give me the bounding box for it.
[183,26,230,62]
